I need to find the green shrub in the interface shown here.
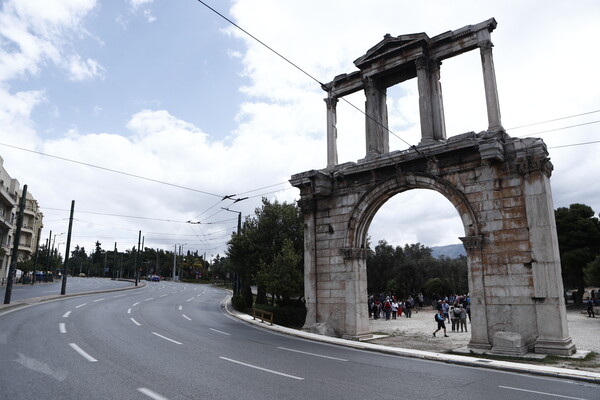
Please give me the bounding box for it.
[232,294,247,311]
[254,303,307,328]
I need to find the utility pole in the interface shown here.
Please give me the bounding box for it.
[32,227,42,285]
[45,229,52,276]
[135,230,141,286]
[60,200,74,295]
[222,207,242,295]
[3,185,27,304]
[113,242,117,280]
[172,244,176,281]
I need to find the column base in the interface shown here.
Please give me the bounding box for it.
[534,336,577,356]
[468,340,492,351]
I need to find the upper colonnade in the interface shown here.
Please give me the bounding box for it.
[321,18,503,167]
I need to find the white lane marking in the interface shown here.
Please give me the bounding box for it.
[152,332,182,345]
[69,343,98,362]
[277,347,348,361]
[133,302,140,307]
[75,303,87,309]
[178,306,182,311]
[209,328,231,336]
[498,386,587,400]
[59,323,66,334]
[160,294,167,298]
[127,308,132,314]
[113,294,126,298]
[93,298,105,302]
[138,388,170,400]
[219,357,303,380]
[196,294,201,297]
[62,311,71,318]
[130,318,141,326]
[182,315,192,321]
[144,298,155,301]
[186,297,194,302]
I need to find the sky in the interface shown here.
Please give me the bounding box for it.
[1,0,599,261]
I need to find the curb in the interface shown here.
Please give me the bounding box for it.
[221,294,600,384]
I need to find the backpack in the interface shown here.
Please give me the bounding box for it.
[434,314,440,321]
[454,308,461,317]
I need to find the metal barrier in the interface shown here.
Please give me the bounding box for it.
[252,308,273,325]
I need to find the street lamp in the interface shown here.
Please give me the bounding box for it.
[173,243,187,281]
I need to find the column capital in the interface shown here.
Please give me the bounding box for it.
[459,235,483,251]
[479,39,494,54]
[324,96,338,107]
[415,56,429,71]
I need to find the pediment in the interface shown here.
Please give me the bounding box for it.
[354,32,429,69]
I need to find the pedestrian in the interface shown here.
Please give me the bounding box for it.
[459,305,468,332]
[404,299,412,318]
[391,300,398,319]
[587,298,596,318]
[442,300,450,321]
[433,309,449,337]
[450,306,460,332]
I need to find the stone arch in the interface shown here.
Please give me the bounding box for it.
[346,173,479,250]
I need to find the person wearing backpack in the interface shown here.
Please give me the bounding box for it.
[433,309,449,337]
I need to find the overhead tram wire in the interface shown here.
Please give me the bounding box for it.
[194,0,423,156]
[0,143,225,198]
[505,109,600,131]
[514,120,600,138]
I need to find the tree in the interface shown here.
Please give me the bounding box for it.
[227,198,303,307]
[584,256,600,287]
[256,239,303,305]
[555,204,600,303]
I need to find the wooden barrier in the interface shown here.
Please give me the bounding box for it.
[252,308,274,325]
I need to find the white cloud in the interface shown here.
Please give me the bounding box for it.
[66,54,104,81]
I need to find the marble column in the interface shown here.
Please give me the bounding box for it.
[429,59,447,141]
[363,78,389,156]
[479,40,503,132]
[325,95,339,168]
[416,57,434,144]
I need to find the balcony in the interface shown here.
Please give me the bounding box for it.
[0,186,16,208]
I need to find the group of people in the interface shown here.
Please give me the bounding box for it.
[368,293,423,320]
[433,298,470,337]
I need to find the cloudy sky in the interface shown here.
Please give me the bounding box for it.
[1,0,599,260]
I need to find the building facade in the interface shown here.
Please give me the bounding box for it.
[0,155,44,279]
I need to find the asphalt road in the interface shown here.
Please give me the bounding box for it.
[1,277,134,303]
[0,281,598,400]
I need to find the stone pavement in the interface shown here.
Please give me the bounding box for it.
[367,306,600,357]
[223,299,600,384]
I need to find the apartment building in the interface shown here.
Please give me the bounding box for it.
[0,155,44,279]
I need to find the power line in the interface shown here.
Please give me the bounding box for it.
[548,140,600,149]
[506,109,600,131]
[516,120,600,138]
[194,0,422,155]
[0,142,224,198]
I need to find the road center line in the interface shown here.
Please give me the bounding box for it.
[160,294,167,298]
[62,311,71,318]
[113,294,126,298]
[138,388,170,400]
[210,328,231,336]
[75,303,87,309]
[178,306,182,311]
[133,302,140,307]
[152,332,182,345]
[69,343,98,362]
[93,298,105,302]
[186,297,194,302]
[130,318,141,326]
[182,315,192,321]
[127,308,132,314]
[277,347,348,361]
[219,357,303,380]
[144,298,155,302]
[498,386,587,400]
[59,323,66,334]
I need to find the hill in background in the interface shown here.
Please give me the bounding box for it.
[431,243,466,259]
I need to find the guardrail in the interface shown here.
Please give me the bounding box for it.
[252,308,273,325]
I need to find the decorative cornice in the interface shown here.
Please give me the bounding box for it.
[514,154,553,178]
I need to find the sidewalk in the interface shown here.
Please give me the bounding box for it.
[223,298,600,384]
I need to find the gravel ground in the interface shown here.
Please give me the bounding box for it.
[367,306,600,372]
